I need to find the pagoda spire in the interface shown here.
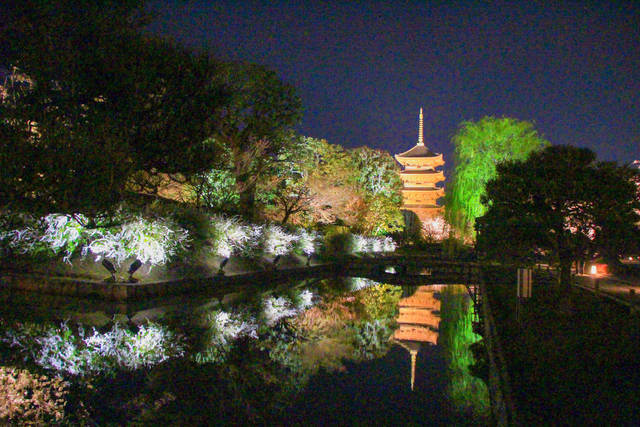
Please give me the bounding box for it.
[418,107,424,146]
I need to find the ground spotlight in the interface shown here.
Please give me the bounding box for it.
[128,259,142,283]
[217,257,229,276]
[102,259,117,282]
[272,255,281,269]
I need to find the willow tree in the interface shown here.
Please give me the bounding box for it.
[445,117,548,239]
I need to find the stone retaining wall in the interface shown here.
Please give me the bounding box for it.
[0,264,335,301]
[479,279,518,426]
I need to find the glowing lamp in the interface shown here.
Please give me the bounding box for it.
[590,265,597,275]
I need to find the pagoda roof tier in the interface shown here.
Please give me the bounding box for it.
[396,144,438,158]
[400,169,443,175]
[393,325,439,344]
[402,187,445,194]
[403,204,442,209]
[395,152,444,169]
[398,288,439,307]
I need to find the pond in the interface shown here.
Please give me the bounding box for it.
[0,276,489,425]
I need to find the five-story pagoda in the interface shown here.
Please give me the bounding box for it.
[395,108,445,223]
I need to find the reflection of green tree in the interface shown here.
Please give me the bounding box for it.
[439,286,490,417]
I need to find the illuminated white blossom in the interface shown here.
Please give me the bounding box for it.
[263,296,298,326]
[382,236,397,252]
[3,321,185,376]
[421,216,450,241]
[263,225,298,256]
[294,229,320,256]
[297,289,315,309]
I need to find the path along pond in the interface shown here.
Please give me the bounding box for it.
[0,275,489,425]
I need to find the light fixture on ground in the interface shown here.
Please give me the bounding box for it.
[217,257,229,276]
[128,259,142,283]
[102,259,117,282]
[272,255,281,269]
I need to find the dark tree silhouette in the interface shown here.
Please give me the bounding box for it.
[0,0,226,219]
[209,63,302,220]
[477,145,640,288]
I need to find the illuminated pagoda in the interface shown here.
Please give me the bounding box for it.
[391,285,441,391]
[394,108,445,223]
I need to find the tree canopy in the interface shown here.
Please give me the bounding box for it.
[255,137,403,233]
[477,145,640,286]
[0,0,227,220]
[445,117,548,239]
[209,62,302,219]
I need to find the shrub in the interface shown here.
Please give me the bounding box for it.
[0,366,69,424]
[262,224,298,257]
[352,234,369,253]
[351,320,394,359]
[296,289,315,310]
[348,277,379,291]
[323,232,355,256]
[293,229,320,257]
[40,214,95,262]
[194,310,258,364]
[0,211,191,267]
[1,321,185,376]
[263,296,299,326]
[382,236,397,252]
[351,234,396,254]
[87,216,190,267]
[209,215,247,258]
[0,213,46,257]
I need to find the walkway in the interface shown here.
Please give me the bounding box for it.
[573,273,640,308]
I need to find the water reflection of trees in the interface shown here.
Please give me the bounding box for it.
[0,280,490,423]
[438,285,490,418]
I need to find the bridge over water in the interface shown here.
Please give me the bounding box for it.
[339,255,481,286]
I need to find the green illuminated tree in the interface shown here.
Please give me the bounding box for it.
[477,145,640,287]
[445,117,548,239]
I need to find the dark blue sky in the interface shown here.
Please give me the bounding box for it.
[148,0,640,171]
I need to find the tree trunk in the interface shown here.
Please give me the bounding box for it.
[281,209,291,225]
[238,185,256,220]
[559,260,572,291]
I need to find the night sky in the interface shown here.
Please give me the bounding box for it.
[147,0,640,172]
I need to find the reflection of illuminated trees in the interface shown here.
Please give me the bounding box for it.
[439,286,489,417]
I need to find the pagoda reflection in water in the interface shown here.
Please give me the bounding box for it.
[392,285,442,391]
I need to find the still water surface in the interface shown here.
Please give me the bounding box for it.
[0,276,488,424]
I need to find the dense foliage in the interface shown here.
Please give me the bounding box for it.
[477,145,640,286]
[0,0,227,218]
[257,136,404,234]
[208,64,303,219]
[445,117,548,239]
